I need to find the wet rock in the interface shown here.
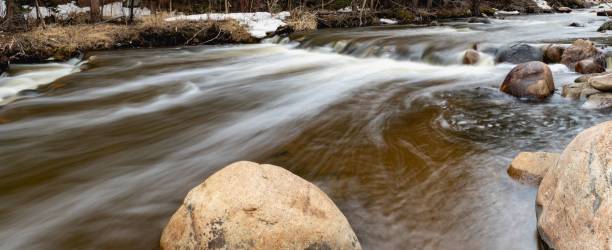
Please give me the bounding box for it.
[575,59,606,74]
[160,161,361,250]
[574,72,609,83]
[507,152,560,186]
[588,73,612,92]
[561,39,606,70]
[497,43,543,64]
[561,82,587,99]
[468,17,491,24]
[556,7,572,13]
[569,22,584,27]
[537,121,612,249]
[542,44,564,64]
[597,20,612,32]
[463,49,480,65]
[0,56,8,75]
[583,92,612,109]
[500,61,555,99]
[596,10,612,16]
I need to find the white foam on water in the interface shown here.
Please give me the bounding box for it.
[0,59,82,105]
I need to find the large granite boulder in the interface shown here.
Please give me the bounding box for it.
[536,121,612,249]
[500,61,555,99]
[161,161,361,250]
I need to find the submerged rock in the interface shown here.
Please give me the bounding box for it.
[497,43,542,64]
[569,22,584,27]
[160,161,361,250]
[596,10,612,16]
[583,92,612,109]
[468,17,491,24]
[588,73,612,92]
[463,49,480,65]
[561,39,606,71]
[597,20,612,32]
[575,59,606,74]
[507,152,560,186]
[542,44,564,64]
[537,121,612,249]
[500,61,555,99]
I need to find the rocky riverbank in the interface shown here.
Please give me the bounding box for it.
[507,121,611,249]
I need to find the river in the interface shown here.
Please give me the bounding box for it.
[0,9,610,250]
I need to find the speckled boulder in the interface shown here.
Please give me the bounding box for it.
[500,61,555,99]
[536,121,612,249]
[161,161,361,250]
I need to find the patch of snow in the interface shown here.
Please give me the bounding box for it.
[166,12,290,39]
[0,0,5,18]
[338,7,352,12]
[533,0,552,11]
[23,1,150,20]
[379,18,398,25]
[496,10,520,15]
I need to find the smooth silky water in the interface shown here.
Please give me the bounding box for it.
[0,9,611,249]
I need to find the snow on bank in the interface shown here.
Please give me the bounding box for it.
[166,12,290,38]
[379,18,398,24]
[23,1,150,20]
[0,0,5,17]
[533,0,552,11]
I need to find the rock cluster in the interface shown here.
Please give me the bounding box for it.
[562,72,612,109]
[160,161,361,250]
[561,39,607,74]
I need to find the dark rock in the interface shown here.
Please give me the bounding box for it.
[497,43,543,64]
[468,17,491,24]
[569,22,584,27]
[596,10,612,16]
[500,61,555,99]
[0,56,8,75]
[543,44,564,64]
[597,20,612,32]
[575,59,606,74]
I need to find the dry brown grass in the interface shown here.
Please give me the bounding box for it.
[3,16,254,63]
[286,9,318,32]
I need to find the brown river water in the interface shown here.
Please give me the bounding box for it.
[0,9,611,250]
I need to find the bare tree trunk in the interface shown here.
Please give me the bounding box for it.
[426,0,432,9]
[225,0,229,13]
[472,0,481,16]
[169,0,173,12]
[6,0,15,21]
[412,0,418,8]
[129,0,135,23]
[34,0,46,28]
[90,0,100,22]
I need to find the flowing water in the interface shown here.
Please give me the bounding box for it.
[1,9,611,250]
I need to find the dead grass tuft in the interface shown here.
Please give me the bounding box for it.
[286,9,318,32]
[3,16,254,64]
